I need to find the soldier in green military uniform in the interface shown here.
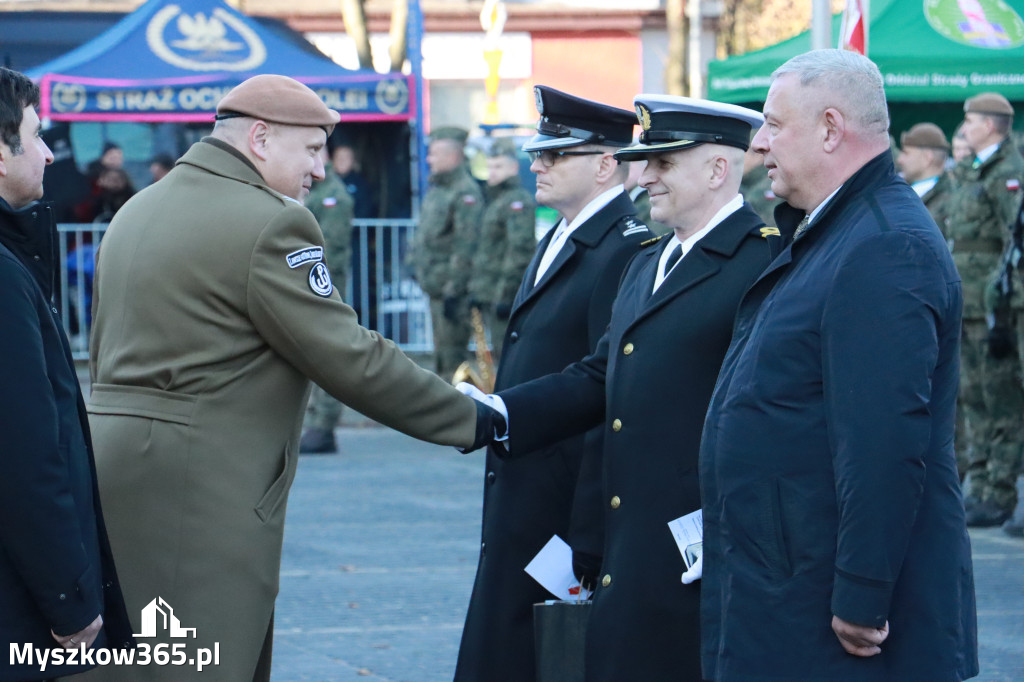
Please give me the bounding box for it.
[408,127,485,378]
[469,138,536,360]
[945,92,1024,527]
[897,122,955,229]
[897,123,964,471]
[299,147,356,453]
[739,147,780,226]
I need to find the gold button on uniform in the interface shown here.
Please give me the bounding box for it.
[623,342,634,355]
[610,495,621,509]
[602,574,612,587]
[612,419,622,432]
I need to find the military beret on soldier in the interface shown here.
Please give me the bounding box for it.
[430,126,470,146]
[614,94,764,161]
[216,74,340,131]
[964,92,1014,117]
[523,85,635,152]
[900,122,950,151]
[488,137,521,160]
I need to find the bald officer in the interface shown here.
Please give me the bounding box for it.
[85,75,500,682]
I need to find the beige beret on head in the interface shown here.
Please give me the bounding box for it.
[964,92,1014,117]
[216,74,340,130]
[900,122,950,151]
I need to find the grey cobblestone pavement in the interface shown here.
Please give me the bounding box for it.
[270,424,1024,682]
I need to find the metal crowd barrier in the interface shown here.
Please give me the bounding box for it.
[57,219,433,361]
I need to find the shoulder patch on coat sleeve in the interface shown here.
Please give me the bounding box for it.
[308,262,334,297]
[286,246,324,269]
[322,197,338,207]
[510,201,524,211]
[1007,178,1021,191]
[462,194,478,204]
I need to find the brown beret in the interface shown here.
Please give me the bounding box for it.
[487,137,521,159]
[964,92,1014,117]
[216,74,340,130]
[429,126,469,146]
[900,123,950,151]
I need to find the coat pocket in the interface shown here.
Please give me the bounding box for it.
[254,443,294,524]
[88,384,197,425]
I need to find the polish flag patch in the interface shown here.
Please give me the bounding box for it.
[1007,178,1021,191]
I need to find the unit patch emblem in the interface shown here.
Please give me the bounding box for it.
[308,262,334,297]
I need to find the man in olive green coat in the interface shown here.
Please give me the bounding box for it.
[945,92,1024,528]
[408,127,485,378]
[469,138,536,360]
[85,76,498,682]
[299,146,355,454]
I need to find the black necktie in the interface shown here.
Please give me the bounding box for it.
[662,243,683,278]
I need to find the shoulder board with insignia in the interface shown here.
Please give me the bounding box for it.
[621,216,650,237]
[639,234,668,248]
[759,227,781,238]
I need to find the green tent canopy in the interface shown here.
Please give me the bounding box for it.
[708,0,1024,133]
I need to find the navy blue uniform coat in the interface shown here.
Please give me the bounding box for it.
[500,204,778,681]
[455,191,649,682]
[700,153,979,681]
[0,199,133,681]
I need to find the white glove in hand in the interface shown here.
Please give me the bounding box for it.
[455,382,509,440]
[681,552,703,584]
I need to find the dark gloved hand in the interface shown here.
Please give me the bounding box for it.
[572,550,602,593]
[443,296,460,321]
[462,400,507,453]
[495,302,512,321]
[987,325,1016,359]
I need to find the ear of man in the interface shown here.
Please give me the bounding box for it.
[822,107,847,154]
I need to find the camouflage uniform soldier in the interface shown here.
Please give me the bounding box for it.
[897,123,955,230]
[897,123,964,470]
[408,127,485,378]
[469,138,536,360]
[739,148,780,226]
[945,92,1024,527]
[300,154,355,454]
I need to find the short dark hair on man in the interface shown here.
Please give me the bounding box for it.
[0,67,41,154]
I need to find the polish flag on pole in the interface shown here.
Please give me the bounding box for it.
[840,0,869,55]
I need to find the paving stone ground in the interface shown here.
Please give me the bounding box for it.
[270,425,1024,682]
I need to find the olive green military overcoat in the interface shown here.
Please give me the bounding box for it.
[84,138,477,681]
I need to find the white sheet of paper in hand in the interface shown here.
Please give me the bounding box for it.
[668,509,703,568]
[524,534,591,601]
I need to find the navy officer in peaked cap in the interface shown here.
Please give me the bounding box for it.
[460,94,784,681]
[454,85,652,682]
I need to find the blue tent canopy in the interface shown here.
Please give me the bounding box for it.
[26,0,414,122]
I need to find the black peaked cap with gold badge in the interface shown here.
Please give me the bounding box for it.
[522,85,636,152]
[614,94,764,162]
